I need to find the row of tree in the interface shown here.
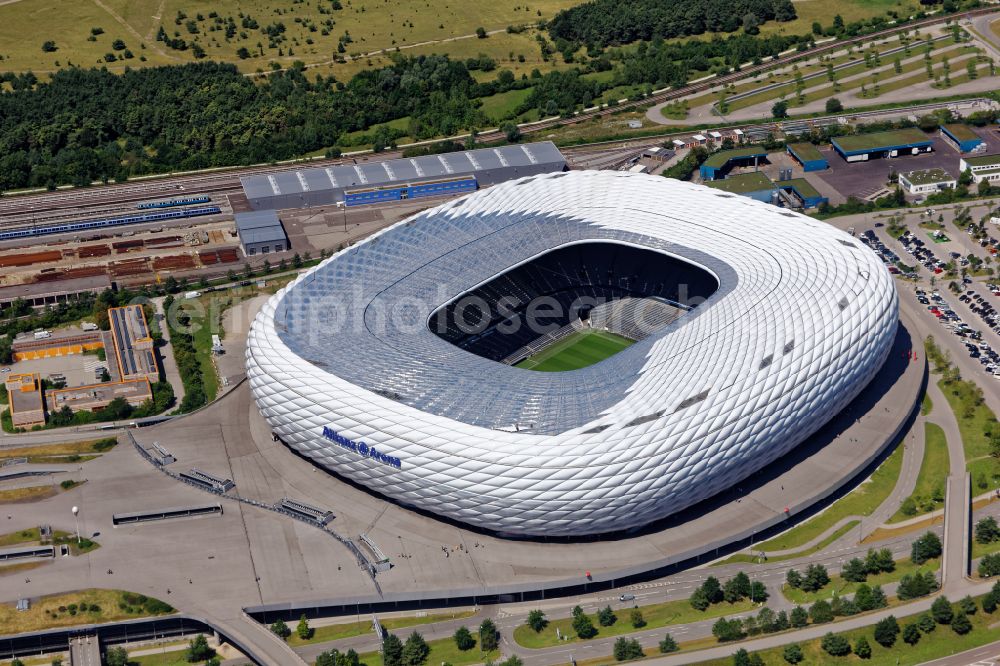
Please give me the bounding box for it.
[690,571,768,610]
[547,0,797,47]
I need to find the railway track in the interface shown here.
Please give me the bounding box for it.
[0,7,996,221]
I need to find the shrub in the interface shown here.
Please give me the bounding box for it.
[782,644,803,664]
[979,553,1000,578]
[854,636,872,659]
[454,627,474,651]
[526,610,547,632]
[658,634,678,653]
[809,600,833,624]
[820,632,851,656]
[612,638,643,661]
[597,606,616,627]
[873,616,899,647]
[902,622,921,645]
[932,596,954,624]
[976,516,1000,543]
[911,531,943,564]
[629,609,645,629]
[952,610,972,635]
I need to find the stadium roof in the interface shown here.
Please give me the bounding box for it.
[704,172,774,194]
[246,170,898,536]
[831,128,931,154]
[702,146,767,168]
[240,142,565,202]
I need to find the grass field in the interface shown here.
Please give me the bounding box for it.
[0,589,173,634]
[513,598,756,649]
[0,0,580,76]
[722,440,904,556]
[515,329,633,371]
[286,610,477,647]
[888,422,949,523]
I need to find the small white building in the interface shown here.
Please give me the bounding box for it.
[959,154,1000,185]
[898,168,957,195]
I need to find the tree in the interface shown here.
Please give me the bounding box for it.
[821,632,851,656]
[959,168,974,187]
[865,548,895,574]
[659,634,679,653]
[772,100,789,118]
[454,626,475,651]
[690,587,710,611]
[918,613,937,633]
[105,647,128,666]
[870,585,888,609]
[186,634,214,661]
[749,581,768,603]
[854,636,872,659]
[789,606,808,628]
[402,632,430,666]
[598,605,617,626]
[903,622,921,645]
[612,637,643,661]
[527,610,547,632]
[383,634,403,666]
[785,569,802,589]
[270,620,291,639]
[932,596,954,624]
[952,610,972,635]
[293,253,303,268]
[841,557,867,582]
[873,616,900,647]
[783,644,803,664]
[629,609,645,628]
[825,97,843,113]
[476,27,488,38]
[912,531,942,564]
[960,595,978,616]
[297,614,313,640]
[42,41,57,52]
[572,608,596,638]
[712,617,744,642]
[809,600,833,624]
[502,122,522,143]
[854,584,875,611]
[733,649,751,666]
[702,576,724,603]
[479,619,498,652]
[801,564,830,592]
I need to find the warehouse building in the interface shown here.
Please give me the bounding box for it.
[779,178,829,208]
[959,153,1000,185]
[108,304,158,383]
[240,142,567,211]
[940,124,984,153]
[831,128,933,162]
[47,378,152,414]
[704,172,778,202]
[898,168,957,195]
[786,143,829,171]
[699,147,768,181]
[4,373,45,429]
[235,210,289,256]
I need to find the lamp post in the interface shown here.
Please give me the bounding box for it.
[72,506,80,545]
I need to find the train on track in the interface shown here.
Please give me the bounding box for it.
[0,206,222,241]
[136,195,211,209]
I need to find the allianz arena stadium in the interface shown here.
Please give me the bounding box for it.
[246,170,899,537]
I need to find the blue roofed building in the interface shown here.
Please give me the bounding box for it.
[940,124,984,153]
[786,143,828,171]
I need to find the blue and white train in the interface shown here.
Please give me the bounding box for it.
[0,206,222,241]
[137,196,212,209]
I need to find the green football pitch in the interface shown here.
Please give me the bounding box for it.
[514,329,634,372]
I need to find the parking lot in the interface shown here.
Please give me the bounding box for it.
[814,127,1000,200]
[2,351,111,388]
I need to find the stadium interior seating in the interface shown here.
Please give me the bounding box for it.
[429,242,717,362]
